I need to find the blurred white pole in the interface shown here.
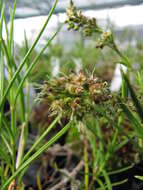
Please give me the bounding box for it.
[51,57,60,77]
[110,64,127,92]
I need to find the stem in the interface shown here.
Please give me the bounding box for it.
[9,4,17,169]
[112,42,131,68]
[84,145,89,190]
[24,30,30,121]
[0,1,5,129]
[9,68,17,173]
[16,123,26,169]
[22,115,60,163]
[0,51,4,128]
[36,171,42,190]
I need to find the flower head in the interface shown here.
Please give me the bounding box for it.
[65,0,116,49]
[65,0,102,36]
[37,71,111,121]
[96,31,114,49]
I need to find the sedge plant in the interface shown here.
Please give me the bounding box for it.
[0,0,142,189]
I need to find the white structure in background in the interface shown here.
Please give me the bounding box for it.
[84,4,143,27]
[110,64,127,92]
[3,15,59,45]
[4,4,143,45]
[51,57,60,77]
[73,58,82,73]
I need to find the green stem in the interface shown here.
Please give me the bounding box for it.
[84,144,89,190]
[22,115,60,163]
[0,51,4,129]
[112,42,131,68]
[0,0,5,129]
[9,68,17,173]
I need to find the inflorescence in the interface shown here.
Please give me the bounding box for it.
[37,71,111,121]
[65,0,115,50]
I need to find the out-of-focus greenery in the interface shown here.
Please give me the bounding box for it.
[16,40,117,82]
[16,32,143,84]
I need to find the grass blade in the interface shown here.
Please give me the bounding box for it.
[22,115,60,162]
[122,73,143,122]
[119,100,143,138]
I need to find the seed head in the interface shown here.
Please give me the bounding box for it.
[96,31,113,49]
[37,71,111,120]
[65,0,101,36]
[65,1,115,50]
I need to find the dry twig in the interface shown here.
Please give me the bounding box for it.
[49,160,84,190]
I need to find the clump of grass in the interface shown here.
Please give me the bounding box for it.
[0,0,73,189]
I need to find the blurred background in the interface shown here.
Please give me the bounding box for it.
[4,0,143,44]
[4,0,143,93]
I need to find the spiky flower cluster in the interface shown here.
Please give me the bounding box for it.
[96,31,114,49]
[37,71,111,120]
[65,0,102,36]
[65,0,114,49]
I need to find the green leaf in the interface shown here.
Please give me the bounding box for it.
[135,175,143,181]
[122,73,143,122]
[102,170,112,190]
[119,101,143,138]
[22,115,60,162]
